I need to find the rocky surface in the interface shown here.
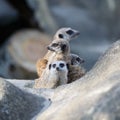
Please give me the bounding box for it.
[35,40,120,120]
[1,40,120,120]
[0,77,51,120]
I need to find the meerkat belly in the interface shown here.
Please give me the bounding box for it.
[47,71,59,88]
[58,71,68,85]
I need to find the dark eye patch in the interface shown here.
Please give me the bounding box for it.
[59,63,65,68]
[53,64,56,68]
[76,57,80,62]
[66,30,74,35]
[58,34,64,38]
[61,44,66,51]
[49,64,51,70]
[52,43,59,47]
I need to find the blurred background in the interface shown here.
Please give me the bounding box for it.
[0,0,119,79]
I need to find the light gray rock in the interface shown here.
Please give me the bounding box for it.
[35,40,120,120]
[0,77,51,120]
[28,0,58,34]
[0,29,51,79]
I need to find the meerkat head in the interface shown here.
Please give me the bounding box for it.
[49,61,69,72]
[53,27,80,41]
[47,40,70,54]
[70,54,85,66]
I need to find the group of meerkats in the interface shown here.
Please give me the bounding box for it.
[33,27,85,89]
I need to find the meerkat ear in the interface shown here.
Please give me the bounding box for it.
[66,63,69,70]
[49,64,51,70]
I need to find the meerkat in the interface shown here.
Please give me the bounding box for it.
[36,27,80,77]
[68,53,86,83]
[34,60,68,89]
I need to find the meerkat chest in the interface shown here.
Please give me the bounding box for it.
[48,53,68,64]
[49,71,59,82]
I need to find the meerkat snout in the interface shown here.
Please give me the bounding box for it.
[56,67,59,71]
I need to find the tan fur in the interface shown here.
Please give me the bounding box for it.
[36,59,48,77]
[68,65,85,83]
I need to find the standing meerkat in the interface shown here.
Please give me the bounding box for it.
[34,60,68,89]
[68,54,85,83]
[36,27,80,77]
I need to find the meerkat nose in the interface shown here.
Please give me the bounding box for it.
[74,31,80,36]
[56,67,59,71]
[71,30,80,38]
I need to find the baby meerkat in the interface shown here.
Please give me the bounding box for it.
[36,27,80,77]
[34,60,68,89]
[68,54,85,83]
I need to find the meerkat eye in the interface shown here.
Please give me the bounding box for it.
[66,30,74,35]
[59,63,65,68]
[58,34,64,38]
[52,43,59,47]
[53,64,56,68]
[76,57,80,62]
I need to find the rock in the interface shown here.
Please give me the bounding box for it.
[0,29,51,79]
[0,0,17,25]
[28,0,58,34]
[35,40,120,120]
[0,77,51,120]
[1,40,120,120]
